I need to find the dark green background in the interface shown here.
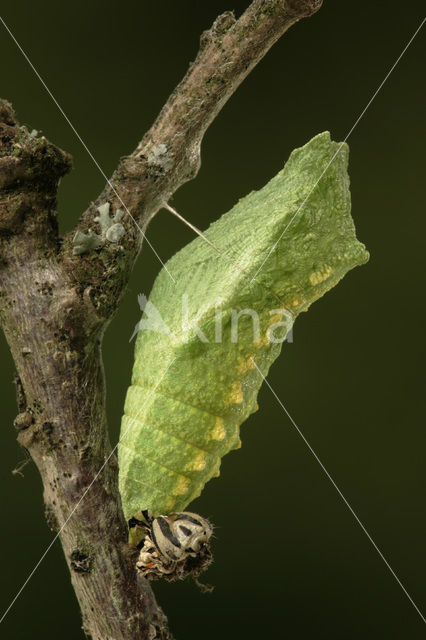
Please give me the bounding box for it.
[1,1,425,638]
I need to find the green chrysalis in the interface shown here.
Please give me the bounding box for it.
[118,132,368,520]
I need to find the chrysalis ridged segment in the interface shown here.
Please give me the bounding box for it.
[118,132,369,519]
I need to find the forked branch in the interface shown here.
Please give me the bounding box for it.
[0,2,322,639]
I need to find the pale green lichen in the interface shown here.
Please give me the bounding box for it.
[147,144,173,171]
[106,223,126,243]
[72,203,126,255]
[72,230,103,255]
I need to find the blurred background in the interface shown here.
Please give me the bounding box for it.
[0,1,425,638]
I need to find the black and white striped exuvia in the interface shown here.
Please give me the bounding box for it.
[129,510,213,584]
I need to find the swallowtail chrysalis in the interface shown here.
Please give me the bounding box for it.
[118,132,368,579]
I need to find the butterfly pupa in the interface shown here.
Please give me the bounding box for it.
[118,131,368,523]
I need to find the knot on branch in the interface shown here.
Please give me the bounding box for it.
[286,0,323,18]
[70,549,93,574]
[0,101,72,233]
[199,11,236,49]
[0,125,72,190]
[0,100,17,126]
[13,411,34,431]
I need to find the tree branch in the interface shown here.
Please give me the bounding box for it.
[0,1,322,638]
[62,0,322,319]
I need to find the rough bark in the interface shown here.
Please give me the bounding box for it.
[0,1,322,639]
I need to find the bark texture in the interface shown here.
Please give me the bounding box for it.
[0,1,322,638]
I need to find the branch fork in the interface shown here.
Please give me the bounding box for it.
[0,2,322,638]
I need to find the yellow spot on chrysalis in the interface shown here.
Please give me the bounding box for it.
[237,357,256,375]
[269,312,284,325]
[253,402,259,412]
[184,451,207,473]
[163,496,176,512]
[254,334,270,349]
[173,475,191,496]
[211,417,226,441]
[227,381,243,404]
[233,438,242,450]
[309,265,332,286]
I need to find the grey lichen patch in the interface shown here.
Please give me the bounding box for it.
[72,203,126,255]
[72,230,103,255]
[95,202,114,235]
[147,144,173,171]
[106,223,125,243]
